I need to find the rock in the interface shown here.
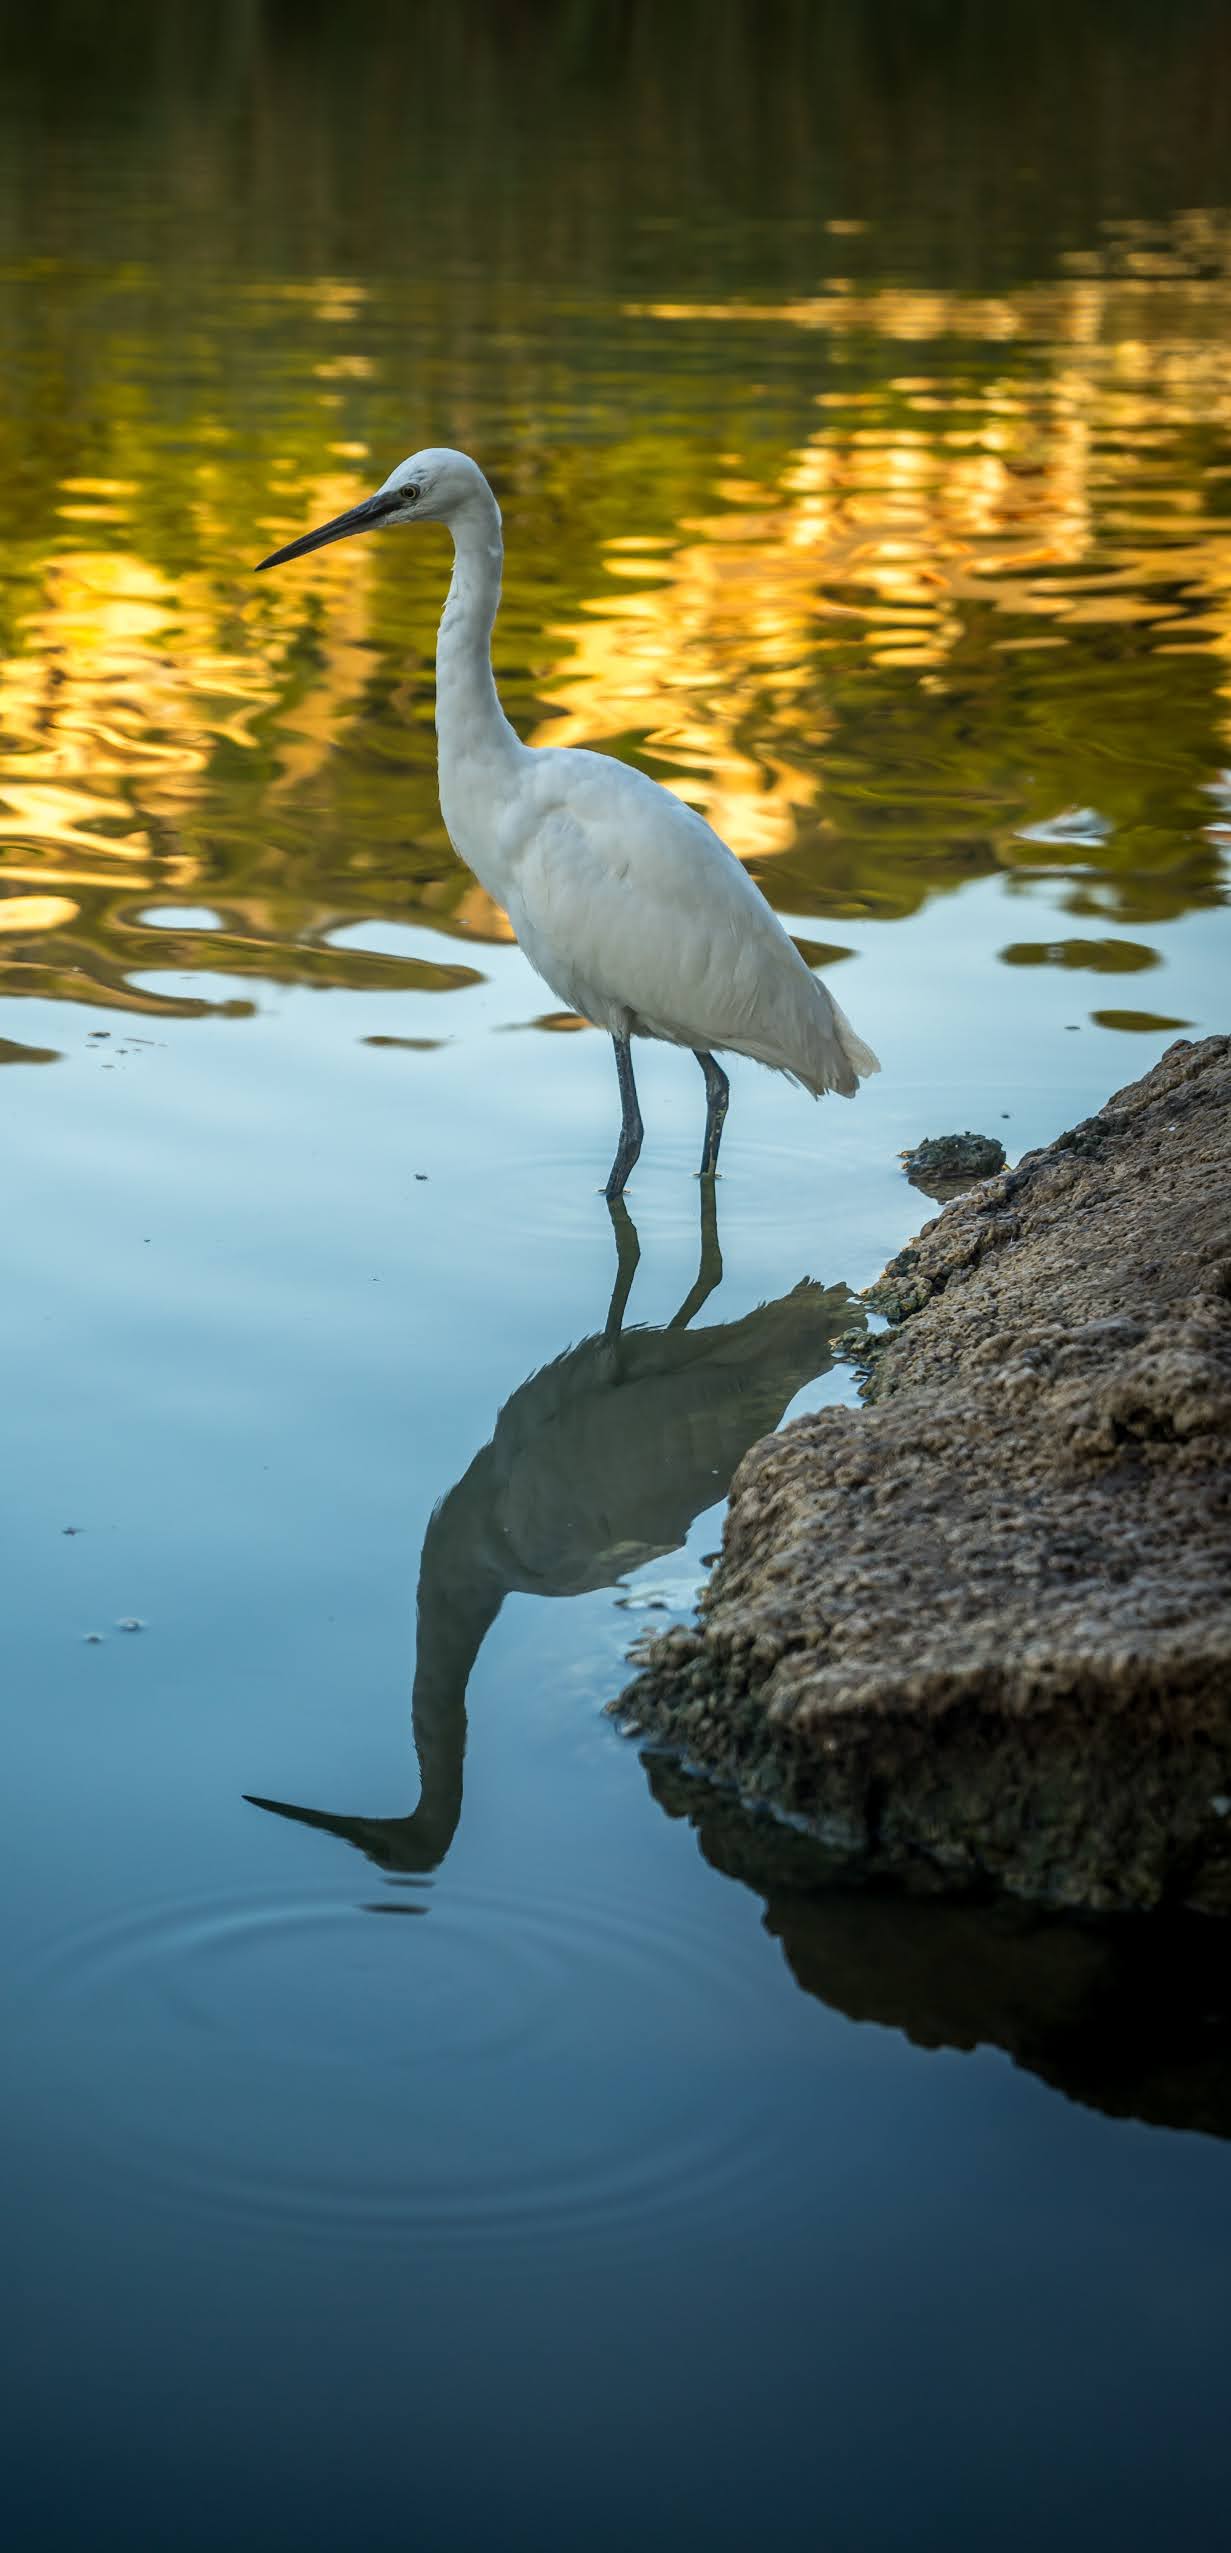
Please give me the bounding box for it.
[614,1037,1231,1916]
[900,1129,1007,1202]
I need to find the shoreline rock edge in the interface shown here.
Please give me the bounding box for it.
[612,1036,1231,1915]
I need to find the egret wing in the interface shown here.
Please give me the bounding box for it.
[503,752,872,1090]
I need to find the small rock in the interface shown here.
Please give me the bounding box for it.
[116,1617,146,1634]
[902,1131,1007,1181]
[901,1130,1007,1202]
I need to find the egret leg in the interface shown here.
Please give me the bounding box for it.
[668,1178,724,1330]
[695,1050,730,1179]
[603,1196,642,1339]
[605,1033,644,1202]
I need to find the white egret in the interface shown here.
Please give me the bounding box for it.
[256,448,879,1194]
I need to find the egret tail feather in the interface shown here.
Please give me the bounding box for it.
[830,993,881,1084]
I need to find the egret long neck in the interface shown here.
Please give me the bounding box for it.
[435,491,520,777]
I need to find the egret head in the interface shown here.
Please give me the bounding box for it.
[255,446,494,571]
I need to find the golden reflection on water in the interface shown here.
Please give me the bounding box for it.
[1,217,1229,1021]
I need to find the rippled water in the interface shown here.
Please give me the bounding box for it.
[4,9,1231,2548]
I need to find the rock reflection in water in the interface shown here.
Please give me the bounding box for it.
[644,1761,1231,2143]
[248,1191,855,1874]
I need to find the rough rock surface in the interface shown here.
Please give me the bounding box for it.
[615,1038,1231,1914]
[901,1128,1006,1200]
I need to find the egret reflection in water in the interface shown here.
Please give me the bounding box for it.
[248,1191,856,1875]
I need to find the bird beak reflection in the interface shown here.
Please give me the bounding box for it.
[255,487,403,572]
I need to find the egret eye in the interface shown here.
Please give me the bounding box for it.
[405,484,422,503]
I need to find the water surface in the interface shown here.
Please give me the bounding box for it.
[3,9,1230,2548]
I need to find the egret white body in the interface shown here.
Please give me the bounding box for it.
[257,448,878,1194]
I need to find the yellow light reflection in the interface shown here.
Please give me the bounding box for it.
[1,229,1230,1021]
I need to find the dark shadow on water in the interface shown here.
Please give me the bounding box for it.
[247,1187,854,1874]
[643,1759,1231,2142]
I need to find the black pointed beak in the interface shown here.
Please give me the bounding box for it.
[244,1790,363,1836]
[254,487,403,571]
[244,1792,445,1874]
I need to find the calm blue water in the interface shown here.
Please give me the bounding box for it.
[3,8,1231,2545]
